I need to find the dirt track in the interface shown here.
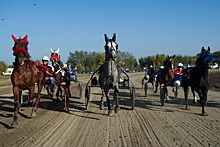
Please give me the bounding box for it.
[0,72,220,147]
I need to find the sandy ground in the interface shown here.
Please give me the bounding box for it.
[0,72,219,147]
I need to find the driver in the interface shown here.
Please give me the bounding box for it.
[42,56,56,93]
[67,63,77,82]
[172,63,184,91]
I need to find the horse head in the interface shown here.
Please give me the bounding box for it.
[196,46,214,67]
[11,35,29,66]
[164,55,175,70]
[104,33,118,61]
[50,48,60,68]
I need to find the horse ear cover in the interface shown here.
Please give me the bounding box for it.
[22,35,28,42]
[11,35,18,42]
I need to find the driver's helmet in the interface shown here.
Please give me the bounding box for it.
[177,63,183,68]
[42,56,49,61]
[159,66,164,69]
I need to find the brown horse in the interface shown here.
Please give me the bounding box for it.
[154,55,175,102]
[10,35,44,127]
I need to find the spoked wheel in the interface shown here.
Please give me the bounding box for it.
[174,86,178,98]
[64,88,70,112]
[130,87,135,110]
[78,82,83,99]
[160,87,166,106]
[85,87,90,110]
[144,82,148,97]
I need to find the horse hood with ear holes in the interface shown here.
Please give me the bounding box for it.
[11,35,28,43]
[50,48,60,54]
[11,35,29,56]
[50,48,60,62]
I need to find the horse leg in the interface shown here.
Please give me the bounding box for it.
[201,88,208,116]
[141,78,144,89]
[56,85,61,102]
[154,80,158,93]
[184,86,190,110]
[165,86,169,101]
[105,90,112,116]
[191,88,197,104]
[113,86,120,114]
[11,87,20,127]
[99,89,104,110]
[32,80,43,116]
[19,90,23,111]
[29,87,37,117]
[68,83,71,98]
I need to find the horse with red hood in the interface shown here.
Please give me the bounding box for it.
[11,35,44,127]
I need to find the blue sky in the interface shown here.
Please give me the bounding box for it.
[0,0,220,65]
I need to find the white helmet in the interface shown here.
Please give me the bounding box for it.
[177,63,183,67]
[159,66,164,69]
[42,56,49,61]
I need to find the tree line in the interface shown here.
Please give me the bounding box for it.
[66,50,138,73]
[1,50,219,74]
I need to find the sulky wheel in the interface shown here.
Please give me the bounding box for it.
[64,89,70,112]
[160,87,166,106]
[78,82,83,99]
[85,87,90,110]
[144,82,148,97]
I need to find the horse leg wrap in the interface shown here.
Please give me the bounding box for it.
[36,99,40,104]
[14,110,19,118]
[14,100,19,105]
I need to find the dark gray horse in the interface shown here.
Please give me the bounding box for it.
[99,33,119,115]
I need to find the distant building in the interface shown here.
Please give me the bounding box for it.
[2,68,13,75]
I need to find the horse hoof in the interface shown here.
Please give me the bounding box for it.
[197,100,202,104]
[99,103,103,110]
[185,107,190,110]
[31,111,36,117]
[108,110,113,116]
[11,121,18,127]
[114,106,120,114]
[192,100,197,104]
[201,112,208,116]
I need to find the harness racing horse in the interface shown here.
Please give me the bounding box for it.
[154,55,175,101]
[50,48,71,105]
[142,60,157,89]
[99,33,120,115]
[182,47,214,115]
[11,35,44,127]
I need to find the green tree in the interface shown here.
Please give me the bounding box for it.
[0,61,8,74]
